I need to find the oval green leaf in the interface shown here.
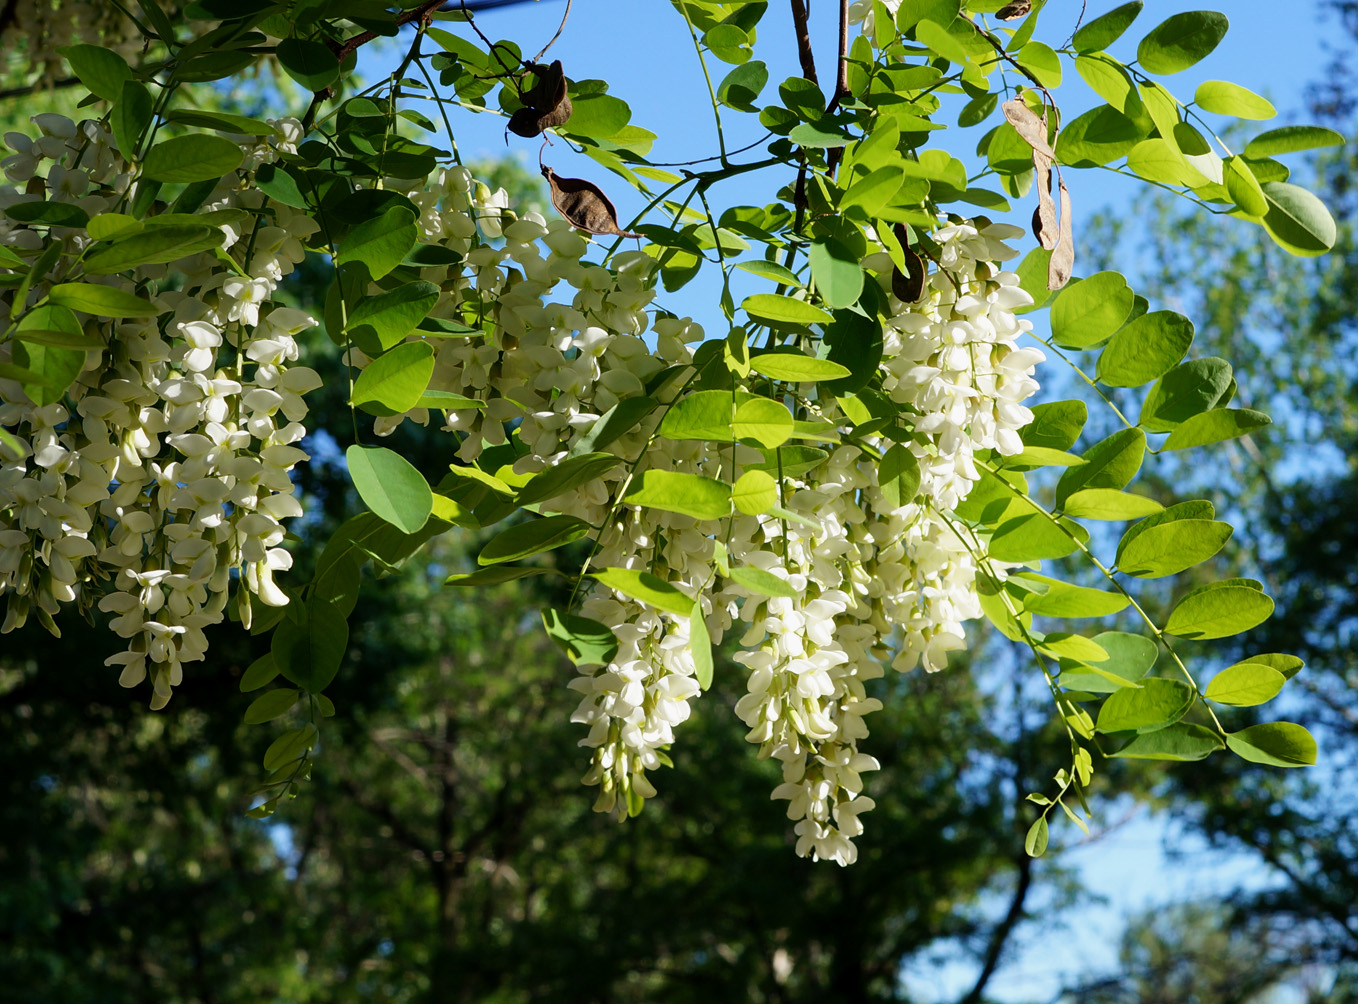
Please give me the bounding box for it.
[1164,580,1274,640]
[346,444,433,534]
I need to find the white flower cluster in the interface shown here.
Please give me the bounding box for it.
[354,170,1043,864]
[0,113,320,708]
[1,0,142,91]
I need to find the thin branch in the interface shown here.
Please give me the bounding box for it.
[0,75,80,102]
[826,0,850,113]
[957,853,1035,1004]
[790,0,818,84]
[334,0,445,65]
[531,0,573,63]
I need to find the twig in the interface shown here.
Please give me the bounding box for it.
[531,0,573,62]
[0,75,80,101]
[826,0,850,113]
[790,0,818,84]
[334,0,445,65]
[957,852,1034,1004]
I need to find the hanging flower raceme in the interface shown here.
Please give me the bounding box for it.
[0,113,319,708]
[335,170,1041,863]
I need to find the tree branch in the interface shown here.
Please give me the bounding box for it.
[957,852,1034,1004]
[790,0,818,84]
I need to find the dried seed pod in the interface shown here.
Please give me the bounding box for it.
[1000,97,1055,160]
[1032,151,1059,250]
[542,166,642,238]
[508,60,573,138]
[995,1,1032,19]
[1048,177,1074,290]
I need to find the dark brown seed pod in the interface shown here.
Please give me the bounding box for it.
[541,166,642,238]
[508,60,573,138]
[995,1,1032,20]
[890,222,927,302]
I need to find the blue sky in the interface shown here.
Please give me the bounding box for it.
[367,3,1339,999]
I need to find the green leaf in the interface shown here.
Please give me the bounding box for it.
[445,565,559,587]
[565,93,631,139]
[841,166,905,217]
[1059,630,1158,692]
[262,725,318,771]
[1024,816,1048,857]
[272,599,349,692]
[516,453,621,507]
[734,258,803,286]
[1260,181,1337,257]
[733,398,793,448]
[58,43,131,101]
[1023,400,1087,450]
[478,514,590,565]
[337,207,418,279]
[84,225,224,273]
[569,397,658,456]
[658,390,733,441]
[11,336,85,405]
[1164,580,1274,640]
[1243,125,1345,158]
[1061,488,1162,520]
[878,444,922,509]
[690,603,714,690]
[789,121,852,148]
[1072,1,1143,52]
[1139,357,1234,431]
[1056,106,1144,167]
[542,610,618,667]
[15,302,101,348]
[742,293,833,329]
[239,654,280,693]
[1137,10,1228,75]
[5,201,90,228]
[164,109,280,136]
[345,444,433,534]
[809,239,863,310]
[728,566,797,598]
[1241,652,1304,680]
[1097,310,1193,387]
[47,282,160,317]
[1096,678,1195,734]
[1195,80,1275,120]
[1225,722,1316,767]
[1204,663,1286,707]
[988,512,1079,562]
[748,352,850,382]
[141,134,245,183]
[350,342,435,415]
[1127,138,1195,186]
[243,688,300,725]
[1111,723,1223,761]
[1075,54,1143,119]
[591,567,694,617]
[276,37,340,91]
[1019,575,1130,618]
[1016,41,1062,87]
[732,469,778,515]
[1116,514,1231,578]
[1224,155,1269,216]
[717,59,768,111]
[1055,428,1146,508]
[1050,271,1135,348]
[1161,407,1271,451]
[626,470,731,521]
[345,281,439,353]
[1013,245,1054,311]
